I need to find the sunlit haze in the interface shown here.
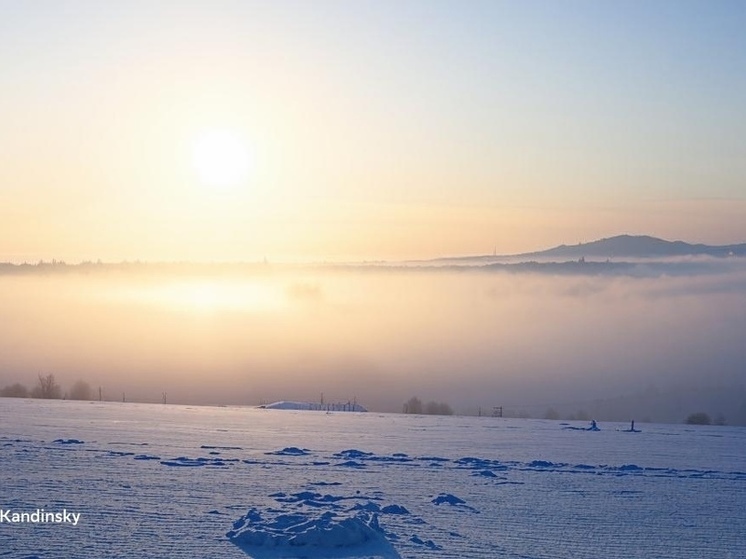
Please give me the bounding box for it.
[1,2,746,423]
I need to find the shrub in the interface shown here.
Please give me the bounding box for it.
[424,401,453,416]
[403,397,453,415]
[69,380,93,400]
[685,412,711,425]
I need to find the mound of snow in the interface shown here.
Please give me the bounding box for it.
[474,469,498,478]
[430,493,479,513]
[381,504,409,515]
[52,438,84,444]
[335,449,374,459]
[618,464,643,472]
[266,446,311,456]
[227,508,400,558]
[431,493,466,506]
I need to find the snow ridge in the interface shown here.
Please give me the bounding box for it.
[227,491,402,558]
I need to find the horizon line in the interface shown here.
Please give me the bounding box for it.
[3,233,746,267]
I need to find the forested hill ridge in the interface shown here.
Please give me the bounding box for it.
[424,234,746,265]
[519,234,746,260]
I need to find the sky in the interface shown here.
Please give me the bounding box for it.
[1,0,746,263]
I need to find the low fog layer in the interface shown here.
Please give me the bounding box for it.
[1,263,745,424]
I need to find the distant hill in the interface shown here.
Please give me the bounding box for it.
[421,234,746,267]
[518,234,746,260]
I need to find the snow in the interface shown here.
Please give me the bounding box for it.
[261,401,368,412]
[227,499,400,558]
[1,399,744,558]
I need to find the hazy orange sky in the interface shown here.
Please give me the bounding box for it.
[2,1,745,263]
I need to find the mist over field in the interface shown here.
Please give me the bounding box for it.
[1,262,745,423]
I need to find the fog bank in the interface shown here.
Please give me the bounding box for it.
[1,265,745,423]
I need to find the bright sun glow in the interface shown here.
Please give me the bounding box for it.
[192,129,252,191]
[116,280,285,313]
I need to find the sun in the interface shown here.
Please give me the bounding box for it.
[191,129,252,191]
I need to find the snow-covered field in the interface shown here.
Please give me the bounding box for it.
[1,399,744,558]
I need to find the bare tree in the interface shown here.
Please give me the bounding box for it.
[69,380,92,400]
[403,396,423,414]
[31,374,62,399]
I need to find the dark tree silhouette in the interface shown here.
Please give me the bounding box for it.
[403,396,423,414]
[69,380,93,400]
[31,374,62,399]
[0,383,29,398]
[685,412,711,425]
[544,408,560,420]
[403,397,453,415]
[425,401,454,415]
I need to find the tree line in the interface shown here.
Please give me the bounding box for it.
[402,396,453,416]
[0,374,93,400]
